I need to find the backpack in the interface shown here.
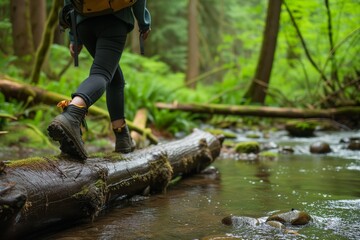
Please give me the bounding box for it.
[71,0,138,17]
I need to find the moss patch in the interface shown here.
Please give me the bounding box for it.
[285,120,316,137]
[148,153,173,193]
[90,152,126,162]
[6,157,50,168]
[73,179,107,220]
[235,141,260,154]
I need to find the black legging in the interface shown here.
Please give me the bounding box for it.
[73,15,129,122]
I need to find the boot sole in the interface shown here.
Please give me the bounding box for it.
[48,120,87,160]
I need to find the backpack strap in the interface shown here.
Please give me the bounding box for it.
[139,33,144,55]
[70,9,79,67]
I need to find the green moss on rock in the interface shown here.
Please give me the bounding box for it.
[285,120,316,137]
[235,141,260,154]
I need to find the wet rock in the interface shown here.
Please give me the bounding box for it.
[222,216,261,227]
[340,137,359,144]
[235,141,260,154]
[285,121,316,137]
[221,216,233,226]
[309,142,332,154]
[280,146,294,154]
[222,210,310,236]
[201,235,239,240]
[266,209,311,225]
[266,220,285,229]
[261,141,278,151]
[348,140,360,151]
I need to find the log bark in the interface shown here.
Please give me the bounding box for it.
[0,78,158,144]
[156,102,360,121]
[0,129,222,239]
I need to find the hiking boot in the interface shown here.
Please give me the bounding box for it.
[113,123,136,153]
[48,101,88,160]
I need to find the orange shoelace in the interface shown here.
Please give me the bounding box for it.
[57,100,71,111]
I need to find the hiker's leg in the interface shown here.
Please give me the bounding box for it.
[106,66,125,125]
[77,16,134,153]
[48,16,128,159]
[74,15,128,107]
[106,66,135,153]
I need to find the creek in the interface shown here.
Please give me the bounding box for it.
[3,130,360,239]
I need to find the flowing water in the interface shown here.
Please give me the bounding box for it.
[5,130,360,239]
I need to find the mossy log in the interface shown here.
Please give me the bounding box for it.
[156,102,360,128]
[0,78,158,144]
[0,129,222,239]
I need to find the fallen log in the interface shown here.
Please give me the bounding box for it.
[0,78,158,144]
[156,102,360,127]
[0,129,222,239]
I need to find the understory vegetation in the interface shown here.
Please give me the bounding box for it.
[0,0,359,151]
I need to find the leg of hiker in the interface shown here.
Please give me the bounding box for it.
[48,15,130,159]
[107,67,135,153]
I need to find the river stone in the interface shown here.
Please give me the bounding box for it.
[222,216,260,227]
[280,146,294,154]
[235,141,260,154]
[266,220,286,229]
[309,142,332,154]
[348,140,360,150]
[201,235,239,240]
[285,121,316,137]
[266,209,311,225]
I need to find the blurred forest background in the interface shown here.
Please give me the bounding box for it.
[0,0,359,147]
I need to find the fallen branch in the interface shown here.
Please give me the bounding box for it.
[156,102,360,128]
[131,108,148,148]
[156,102,360,119]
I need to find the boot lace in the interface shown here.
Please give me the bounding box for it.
[56,100,88,131]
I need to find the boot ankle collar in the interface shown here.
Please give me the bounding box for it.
[113,123,127,133]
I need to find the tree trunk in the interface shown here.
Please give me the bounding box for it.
[0,78,159,144]
[0,129,222,239]
[155,102,360,128]
[30,0,63,84]
[10,0,34,57]
[244,0,282,104]
[30,0,46,50]
[185,0,199,89]
[10,0,35,76]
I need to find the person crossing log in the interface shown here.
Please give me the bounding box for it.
[0,129,223,239]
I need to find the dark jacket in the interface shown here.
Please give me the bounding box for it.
[64,0,151,43]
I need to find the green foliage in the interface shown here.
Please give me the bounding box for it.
[0,93,25,130]
[270,0,360,107]
[120,51,199,134]
[146,0,188,71]
[0,0,359,147]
